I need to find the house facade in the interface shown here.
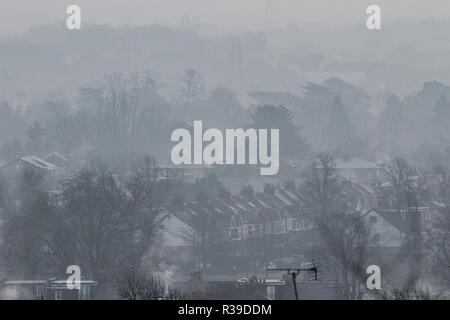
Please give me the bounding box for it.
[1,279,97,300]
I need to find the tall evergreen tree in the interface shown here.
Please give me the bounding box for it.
[433,95,450,122]
[250,104,309,159]
[324,96,355,148]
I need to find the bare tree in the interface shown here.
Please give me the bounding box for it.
[176,191,224,269]
[300,153,369,299]
[314,211,369,300]
[117,270,183,300]
[0,168,57,278]
[299,153,344,218]
[204,87,242,127]
[382,158,426,212]
[178,68,204,108]
[382,158,427,286]
[424,165,450,292]
[380,285,432,300]
[0,158,177,283]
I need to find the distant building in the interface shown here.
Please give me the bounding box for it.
[334,158,382,182]
[159,164,212,182]
[270,279,339,300]
[0,154,70,178]
[161,182,314,247]
[160,180,377,269]
[1,279,97,300]
[43,151,69,168]
[1,155,56,172]
[0,155,64,195]
[173,270,338,300]
[361,208,404,248]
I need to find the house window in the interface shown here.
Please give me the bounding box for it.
[370,216,378,223]
[36,286,45,298]
[231,228,239,239]
[55,291,62,300]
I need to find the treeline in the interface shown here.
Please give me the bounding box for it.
[3,73,450,172]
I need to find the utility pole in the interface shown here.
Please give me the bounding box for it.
[267,261,318,300]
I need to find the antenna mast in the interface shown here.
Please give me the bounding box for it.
[267,260,318,300]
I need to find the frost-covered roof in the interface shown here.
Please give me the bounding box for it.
[168,181,376,233]
[334,158,379,170]
[44,151,69,163]
[20,156,57,170]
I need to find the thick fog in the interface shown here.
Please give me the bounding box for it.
[1,0,450,300]
[2,0,450,38]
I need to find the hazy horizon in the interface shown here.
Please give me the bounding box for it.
[2,0,450,301]
[1,0,450,39]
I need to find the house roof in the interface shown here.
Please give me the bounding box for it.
[43,151,69,163]
[168,181,377,236]
[361,208,406,232]
[295,281,339,300]
[50,280,97,285]
[378,210,407,232]
[3,279,97,286]
[342,182,377,209]
[20,156,57,170]
[335,158,379,170]
[160,164,212,170]
[3,280,47,285]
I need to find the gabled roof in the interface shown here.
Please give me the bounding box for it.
[361,208,406,232]
[345,183,377,207]
[43,151,69,163]
[335,158,379,170]
[168,179,385,239]
[20,156,56,170]
[378,210,407,232]
[3,279,96,285]
[274,189,299,206]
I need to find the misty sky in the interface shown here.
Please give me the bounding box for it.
[1,0,450,38]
